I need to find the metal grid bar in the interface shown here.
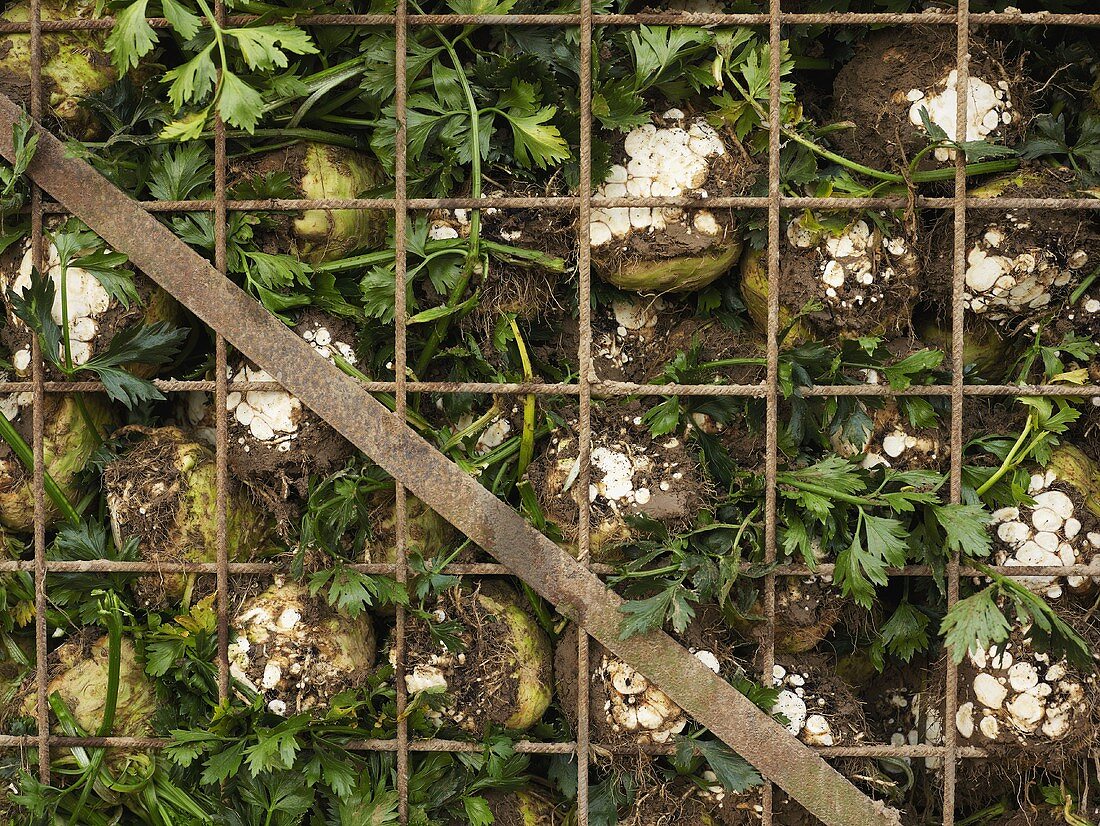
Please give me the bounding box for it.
[0,380,1098,395]
[7,5,1100,826]
[393,0,410,815]
[28,0,49,785]
[213,0,232,710]
[19,195,1100,211]
[942,2,970,821]
[761,0,782,821]
[3,10,1099,30]
[8,559,1100,577]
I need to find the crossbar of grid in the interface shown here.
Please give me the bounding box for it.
[6,3,1099,825]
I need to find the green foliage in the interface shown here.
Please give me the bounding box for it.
[45,521,139,626]
[308,564,409,618]
[7,258,186,408]
[1020,112,1100,185]
[107,0,317,137]
[0,110,39,213]
[942,566,1092,671]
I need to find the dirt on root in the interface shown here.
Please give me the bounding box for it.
[478,791,559,826]
[934,607,1100,777]
[587,296,765,386]
[776,217,921,340]
[728,576,851,655]
[229,578,376,714]
[0,240,176,381]
[105,426,211,607]
[831,28,1027,177]
[527,399,709,558]
[960,398,1028,458]
[403,582,550,736]
[222,310,357,524]
[105,426,271,607]
[857,398,950,474]
[591,107,758,276]
[925,176,1099,336]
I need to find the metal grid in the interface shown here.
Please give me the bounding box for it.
[1,1,1099,824]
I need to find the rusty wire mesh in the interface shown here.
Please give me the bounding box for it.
[2,0,1100,823]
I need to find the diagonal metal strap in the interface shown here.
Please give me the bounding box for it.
[0,95,899,826]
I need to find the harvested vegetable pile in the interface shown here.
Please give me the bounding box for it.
[0,0,1098,824]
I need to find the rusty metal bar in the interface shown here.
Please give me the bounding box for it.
[0,94,901,826]
[0,733,1007,759]
[1,10,1097,32]
[0,379,1097,398]
[761,0,782,821]
[576,0,595,816]
[393,0,410,817]
[213,0,231,706]
[24,196,1100,213]
[8,558,1100,578]
[28,0,49,784]
[942,3,972,822]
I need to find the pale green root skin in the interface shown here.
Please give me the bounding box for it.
[488,790,558,825]
[108,428,274,604]
[237,580,377,704]
[1048,445,1100,518]
[293,143,388,263]
[22,636,156,737]
[128,287,185,379]
[600,241,742,294]
[916,318,1010,379]
[368,495,453,564]
[321,613,377,671]
[0,394,117,533]
[0,0,116,139]
[739,246,811,343]
[969,170,1051,200]
[170,439,272,600]
[476,589,552,731]
[516,791,558,825]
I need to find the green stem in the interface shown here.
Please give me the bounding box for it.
[58,260,73,370]
[974,417,1033,497]
[409,12,483,379]
[311,238,564,275]
[725,73,1017,185]
[67,597,123,825]
[614,563,684,579]
[1069,263,1099,306]
[509,318,536,479]
[329,350,433,433]
[440,402,500,453]
[261,56,368,115]
[777,476,882,508]
[0,411,80,524]
[84,128,361,151]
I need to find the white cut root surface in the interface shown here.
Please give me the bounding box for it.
[226,321,356,451]
[594,296,664,375]
[590,114,725,248]
[963,219,1087,320]
[957,633,1093,746]
[8,242,111,372]
[990,469,1099,599]
[597,649,719,744]
[907,70,1015,162]
[771,664,846,747]
[788,217,916,314]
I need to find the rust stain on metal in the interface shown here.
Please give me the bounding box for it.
[0,94,900,826]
